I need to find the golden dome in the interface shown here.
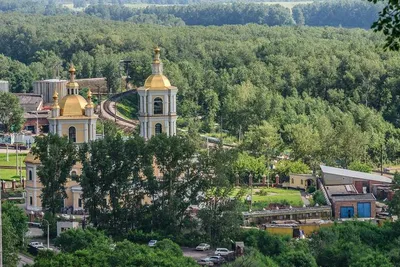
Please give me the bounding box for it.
[59,94,88,116]
[144,74,171,89]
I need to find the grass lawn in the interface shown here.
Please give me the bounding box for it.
[117,93,138,121]
[0,168,25,181]
[0,153,27,167]
[232,187,303,211]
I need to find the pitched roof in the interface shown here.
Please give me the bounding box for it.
[320,165,392,183]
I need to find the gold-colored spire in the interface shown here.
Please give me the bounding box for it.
[153,46,161,64]
[52,91,59,108]
[86,88,94,108]
[69,63,76,82]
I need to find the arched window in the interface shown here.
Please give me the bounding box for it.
[69,127,76,143]
[155,123,162,135]
[71,171,77,179]
[301,179,303,185]
[29,170,33,181]
[291,178,294,184]
[154,97,163,115]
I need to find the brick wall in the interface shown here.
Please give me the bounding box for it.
[333,200,376,219]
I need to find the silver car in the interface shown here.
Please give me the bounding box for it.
[196,243,211,251]
[197,258,214,266]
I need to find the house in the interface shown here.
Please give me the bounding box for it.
[287,174,316,191]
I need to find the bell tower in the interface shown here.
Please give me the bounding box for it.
[137,47,178,140]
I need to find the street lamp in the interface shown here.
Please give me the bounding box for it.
[39,212,50,249]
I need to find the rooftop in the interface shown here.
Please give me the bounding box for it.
[330,193,376,202]
[320,165,392,184]
[15,93,43,112]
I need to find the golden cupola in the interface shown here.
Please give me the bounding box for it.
[58,64,88,116]
[144,47,172,89]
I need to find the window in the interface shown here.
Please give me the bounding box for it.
[301,179,303,185]
[78,198,82,208]
[29,170,33,181]
[291,178,294,184]
[69,127,76,142]
[155,123,162,135]
[71,171,77,179]
[153,97,163,114]
[29,196,33,206]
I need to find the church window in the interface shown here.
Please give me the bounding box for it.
[29,170,33,181]
[30,196,33,206]
[154,97,163,114]
[155,123,162,134]
[78,198,82,208]
[69,127,76,143]
[71,171,77,179]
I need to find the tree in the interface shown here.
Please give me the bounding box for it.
[368,0,400,50]
[348,161,373,173]
[225,247,278,267]
[2,202,28,247]
[233,152,267,183]
[0,92,24,132]
[313,190,327,206]
[2,214,19,267]
[103,59,121,95]
[147,134,206,234]
[55,228,111,253]
[275,160,310,181]
[32,134,77,215]
[241,121,282,158]
[78,134,152,234]
[198,187,242,247]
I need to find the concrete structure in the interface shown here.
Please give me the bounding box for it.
[320,165,391,219]
[15,93,43,112]
[242,206,332,225]
[25,64,97,213]
[264,220,334,237]
[286,174,315,190]
[57,221,79,236]
[0,80,9,92]
[138,47,178,139]
[33,79,67,104]
[23,111,50,134]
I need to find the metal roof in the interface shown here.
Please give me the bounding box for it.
[330,193,376,201]
[320,165,392,183]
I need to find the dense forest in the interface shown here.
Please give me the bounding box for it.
[0,0,382,29]
[0,13,399,169]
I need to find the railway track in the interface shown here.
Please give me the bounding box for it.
[101,90,138,132]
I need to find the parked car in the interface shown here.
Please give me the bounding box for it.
[196,243,211,251]
[148,240,157,247]
[29,241,43,248]
[214,248,233,256]
[209,256,226,264]
[197,258,214,266]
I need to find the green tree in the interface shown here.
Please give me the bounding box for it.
[368,0,400,50]
[103,59,121,95]
[241,121,282,158]
[2,214,19,267]
[0,92,24,132]
[55,228,111,253]
[32,134,77,215]
[348,161,373,173]
[313,190,327,206]
[275,160,310,181]
[233,152,267,182]
[2,202,28,247]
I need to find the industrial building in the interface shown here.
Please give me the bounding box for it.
[320,165,392,219]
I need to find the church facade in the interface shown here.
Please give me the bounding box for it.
[25,47,177,213]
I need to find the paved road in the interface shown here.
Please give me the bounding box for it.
[182,247,213,260]
[18,253,34,267]
[301,191,310,206]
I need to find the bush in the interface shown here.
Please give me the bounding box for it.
[307,185,316,194]
[313,190,327,206]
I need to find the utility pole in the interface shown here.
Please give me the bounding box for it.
[16,143,18,175]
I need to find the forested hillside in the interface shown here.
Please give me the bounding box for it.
[0,1,382,29]
[0,13,399,168]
